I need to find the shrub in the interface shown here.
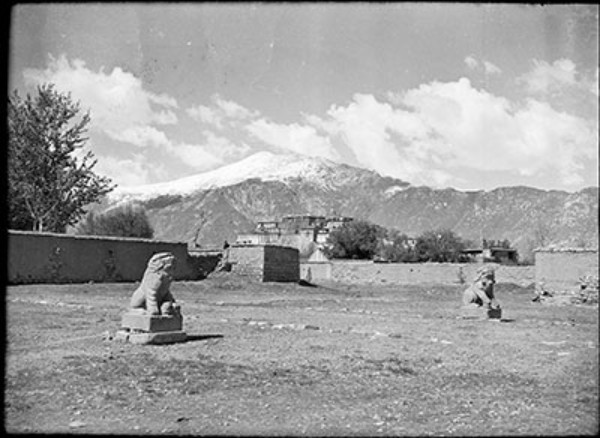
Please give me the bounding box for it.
[324,219,386,259]
[414,229,467,263]
[74,203,154,239]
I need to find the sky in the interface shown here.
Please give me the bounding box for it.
[8,3,599,192]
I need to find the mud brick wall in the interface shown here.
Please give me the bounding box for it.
[190,253,221,279]
[7,230,211,284]
[264,245,300,282]
[300,262,332,282]
[229,244,299,282]
[304,261,534,286]
[228,245,265,281]
[535,248,598,293]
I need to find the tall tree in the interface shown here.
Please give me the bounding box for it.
[414,229,467,263]
[8,84,115,232]
[377,229,417,262]
[325,219,386,259]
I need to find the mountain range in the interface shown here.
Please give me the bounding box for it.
[106,151,599,260]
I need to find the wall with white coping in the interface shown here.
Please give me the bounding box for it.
[301,260,534,286]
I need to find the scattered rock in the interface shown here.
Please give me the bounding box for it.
[69,420,86,429]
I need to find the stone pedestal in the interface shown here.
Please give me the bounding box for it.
[487,307,502,320]
[116,311,187,345]
[460,305,502,320]
[121,312,183,332]
[115,329,187,345]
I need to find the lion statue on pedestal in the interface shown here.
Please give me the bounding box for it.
[129,252,180,316]
[462,265,501,313]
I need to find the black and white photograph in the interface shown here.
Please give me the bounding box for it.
[5,2,598,435]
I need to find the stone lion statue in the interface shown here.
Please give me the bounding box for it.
[129,252,180,316]
[462,265,500,310]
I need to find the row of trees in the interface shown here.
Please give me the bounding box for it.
[324,219,512,263]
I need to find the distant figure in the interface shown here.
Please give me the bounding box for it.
[462,265,500,310]
[305,267,312,283]
[223,240,230,250]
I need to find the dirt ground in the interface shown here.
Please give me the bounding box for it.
[4,276,598,436]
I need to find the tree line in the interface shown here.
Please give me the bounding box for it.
[324,219,518,263]
[8,84,153,238]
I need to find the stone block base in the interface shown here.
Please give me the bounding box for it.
[460,305,502,320]
[121,312,183,332]
[487,307,502,319]
[115,329,187,345]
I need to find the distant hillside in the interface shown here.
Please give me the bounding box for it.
[104,152,599,260]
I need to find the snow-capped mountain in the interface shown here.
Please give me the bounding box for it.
[109,151,387,203]
[101,151,598,259]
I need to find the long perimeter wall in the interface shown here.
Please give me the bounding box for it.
[14,231,582,288]
[7,230,219,284]
[534,248,598,293]
[301,261,535,286]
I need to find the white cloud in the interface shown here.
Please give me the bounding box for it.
[115,126,171,149]
[246,118,340,160]
[483,61,502,75]
[200,130,252,162]
[187,105,224,129]
[464,55,502,75]
[511,99,595,184]
[170,143,225,171]
[94,154,155,187]
[306,78,597,189]
[23,54,179,147]
[170,130,251,171]
[20,54,596,191]
[519,58,578,94]
[21,55,257,184]
[464,55,479,70]
[187,94,258,129]
[398,77,597,186]
[316,93,432,180]
[586,67,599,97]
[214,95,258,120]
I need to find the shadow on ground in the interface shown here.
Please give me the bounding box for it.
[185,334,224,343]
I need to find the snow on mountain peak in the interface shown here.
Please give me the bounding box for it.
[109,151,343,202]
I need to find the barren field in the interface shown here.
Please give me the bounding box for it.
[4,277,598,436]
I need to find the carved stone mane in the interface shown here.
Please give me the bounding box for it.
[129,252,178,316]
